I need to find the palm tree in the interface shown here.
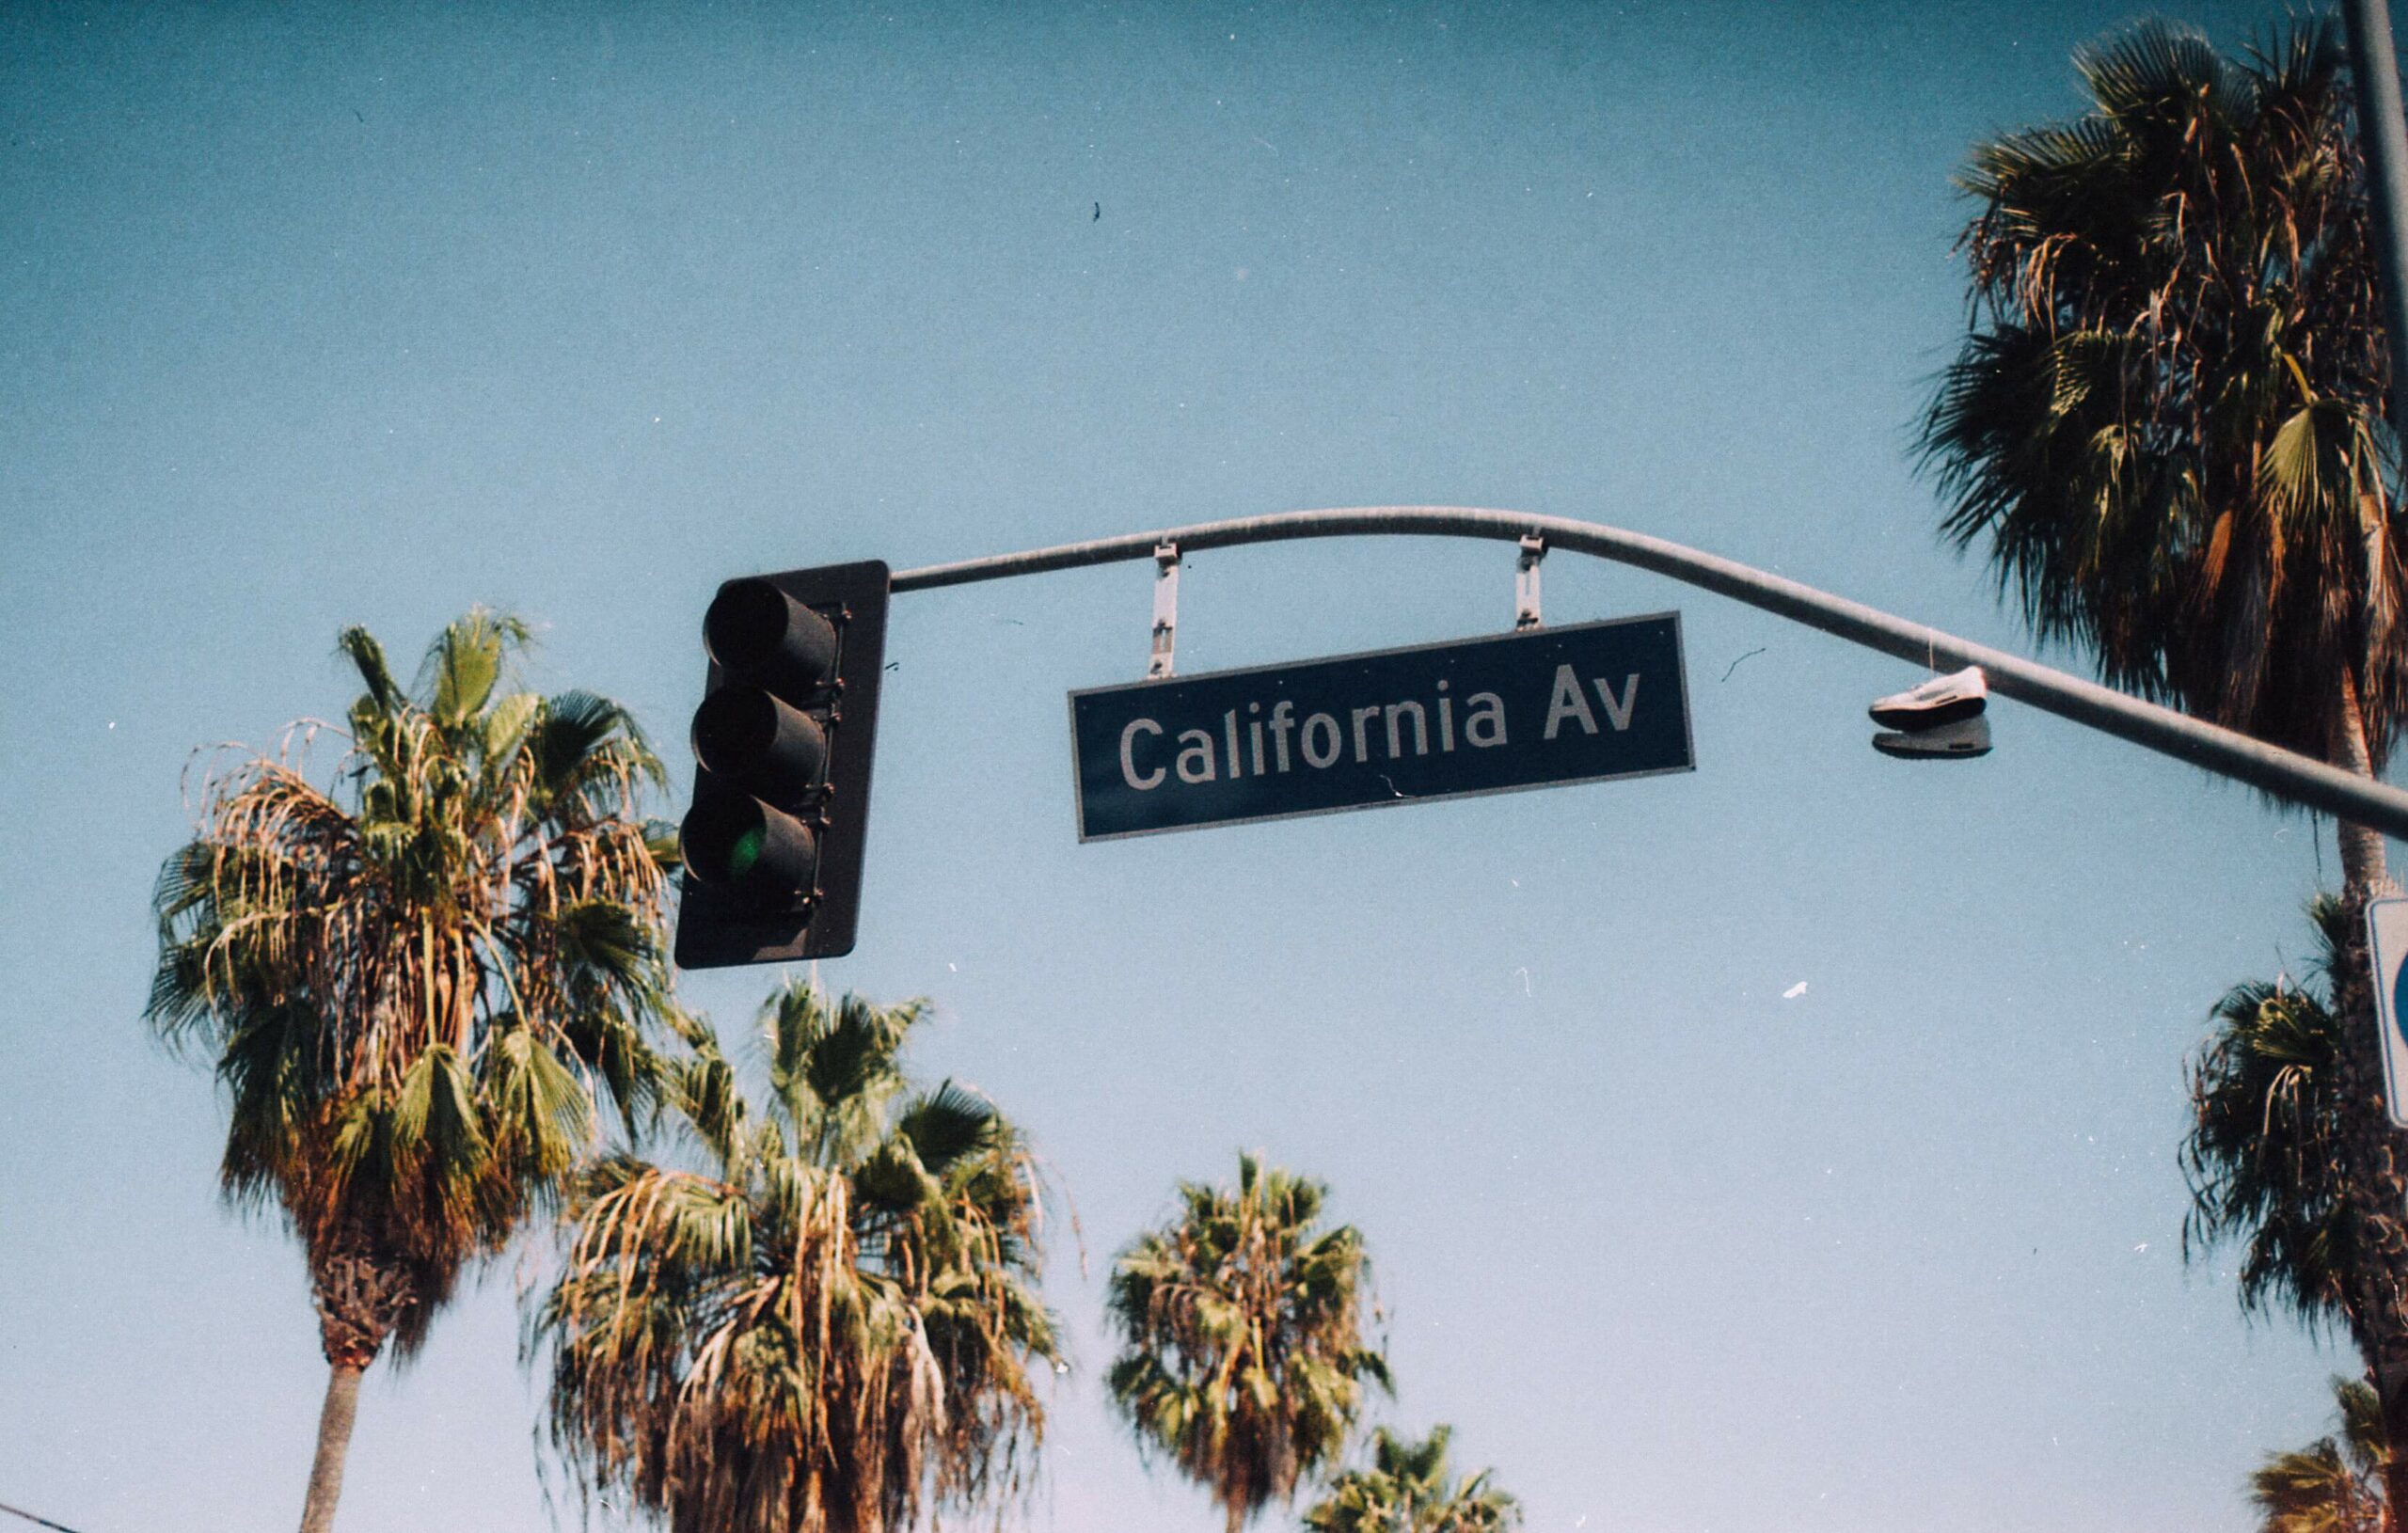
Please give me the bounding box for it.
[2186,898,2365,1334]
[2188,894,2408,1526]
[1302,1425,1519,1533]
[1922,18,2408,1502]
[1922,20,2407,879]
[2252,1376,2389,1533]
[531,979,1060,1533]
[1104,1153,1390,1533]
[148,610,676,1533]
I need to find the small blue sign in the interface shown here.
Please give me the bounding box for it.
[1069,614,1694,841]
[2368,898,2408,1129]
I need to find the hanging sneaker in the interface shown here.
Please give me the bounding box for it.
[1872,715,1992,759]
[1869,665,1988,729]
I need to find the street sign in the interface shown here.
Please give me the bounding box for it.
[1069,613,1693,841]
[2368,897,2408,1128]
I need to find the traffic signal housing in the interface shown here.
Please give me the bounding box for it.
[674,561,890,969]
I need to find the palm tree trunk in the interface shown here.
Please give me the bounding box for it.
[1225,1504,1245,1533]
[297,1360,365,1533]
[2336,667,2390,893]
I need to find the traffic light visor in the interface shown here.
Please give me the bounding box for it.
[682,791,818,904]
[691,685,830,798]
[705,578,838,693]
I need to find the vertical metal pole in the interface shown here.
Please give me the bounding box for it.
[2346,0,2408,437]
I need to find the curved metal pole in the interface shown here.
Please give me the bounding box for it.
[893,505,2408,842]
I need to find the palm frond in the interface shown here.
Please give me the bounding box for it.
[2250,1374,2388,1533]
[897,1080,999,1174]
[2075,20,2226,121]
[420,607,529,730]
[336,626,402,714]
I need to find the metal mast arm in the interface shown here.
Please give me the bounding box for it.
[892,505,2408,841]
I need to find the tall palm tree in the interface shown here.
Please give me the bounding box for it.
[1922,18,2408,1503]
[1301,1425,1520,1533]
[2186,897,2364,1333]
[1104,1154,1390,1533]
[148,611,676,1533]
[1922,21,2407,879]
[531,980,1060,1533]
[2252,1376,2389,1533]
[2188,893,2408,1525]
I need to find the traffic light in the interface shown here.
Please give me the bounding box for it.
[673,561,890,969]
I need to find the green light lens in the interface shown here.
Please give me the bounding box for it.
[728,825,767,878]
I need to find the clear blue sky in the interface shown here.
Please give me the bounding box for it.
[0,2,2368,1529]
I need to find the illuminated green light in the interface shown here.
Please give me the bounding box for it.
[728,825,767,878]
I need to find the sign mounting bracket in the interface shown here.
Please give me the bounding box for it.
[1147,542,1180,679]
[1515,532,1545,630]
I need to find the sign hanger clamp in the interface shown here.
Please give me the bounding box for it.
[1515,532,1545,631]
[1147,542,1180,679]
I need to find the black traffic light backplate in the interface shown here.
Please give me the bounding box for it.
[673,560,889,969]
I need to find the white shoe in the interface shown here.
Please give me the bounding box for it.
[1869,666,1988,729]
[1872,715,1992,759]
